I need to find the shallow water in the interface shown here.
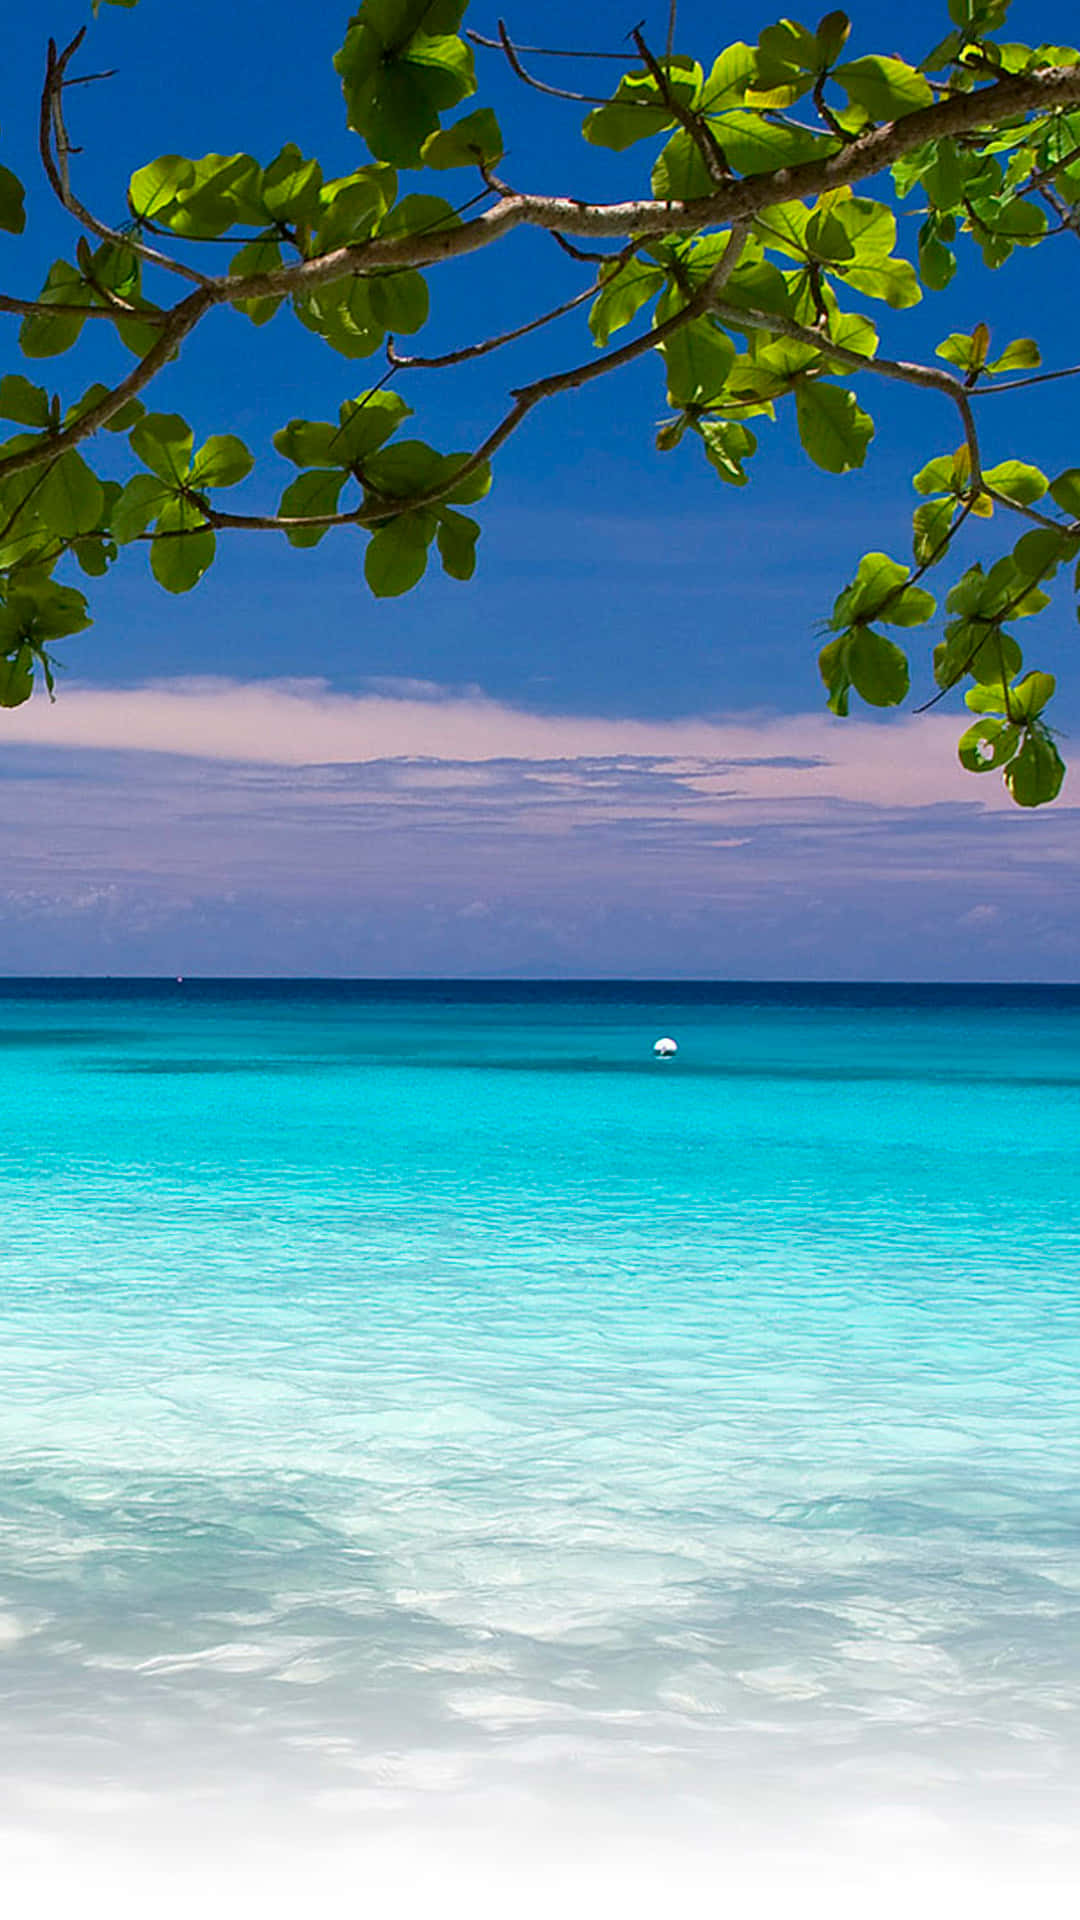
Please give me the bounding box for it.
[0,981,1078,1896]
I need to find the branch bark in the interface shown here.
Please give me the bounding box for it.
[211,64,1080,301]
[712,298,983,483]
[0,288,215,480]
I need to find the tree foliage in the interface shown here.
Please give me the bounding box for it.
[2,0,1080,802]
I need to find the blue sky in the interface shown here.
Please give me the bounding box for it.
[1,0,1079,976]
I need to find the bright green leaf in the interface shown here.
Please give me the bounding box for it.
[189,435,254,489]
[130,413,194,483]
[364,510,434,595]
[421,107,504,168]
[795,380,873,472]
[436,507,479,579]
[1005,731,1065,805]
[277,469,347,547]
[833,54,933,120]
[0,375,50,428]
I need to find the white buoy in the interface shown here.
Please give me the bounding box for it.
[653,1036,678,1058]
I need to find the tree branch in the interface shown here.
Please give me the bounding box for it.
[630,27,729,185]
[40,32,212,289]
[973,362,1080,394]
[0,291,166,322]
[163,231,752,541]
[386,263,623,370]
[0,287,216,480]
[712,298,983,482]
[210,64,1080,304]
[491,19,613,104]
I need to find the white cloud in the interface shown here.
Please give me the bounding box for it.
[4,674,1011,816]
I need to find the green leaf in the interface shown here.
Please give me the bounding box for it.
[839,257,921,308]
[1005,731,1065,806]
[442,454,491,505]
[0,162,26,234]
[313,166,397,250]
[0,375,50,428]
[0,645,34,708]
[274,419,342,467]
[35,453,105,538]
[154,153,263,237]
[336,390,412,464]
[754,19,821,94]
[914,446,971,496]
[714,113,835,177]
[589,258,665,348]
[833,55,933,119]
[698,417,757,486]
[229,238,284,327]
[1009,669,1056,718]
[699,43,758,111]
[1049,468,1080,518]
[987,337,1040,373]
[18,261,88,359]
[261,143,323,222]
[150,501,216,594]
[367,268,429,334]
[848,623,910,705]
[128,154,195,222]
[277,469,347,547]
[833,551,932,626]
[189,435,254,489]
[436,507,479,579]
[936,329,989,375]
[958,717,1021,771]
[981,459,1048,507]
[65,385,146,434]
[660,316,735,408]
[918,224,956,292]
[293,279,382,358]
[72,535,115,578]
[816,11,852,66]
[583,63,699,152]
[653,115,833,198]
[421,106,504,168]
[111,472,171,543]
[335,13,476,167]
[364,510,434,596]
[363,438,445,498]
[0,582,91,644]
[912,497,956,565]
[130,412,194,483]
[794,380,873,472]
[818,633,851,714]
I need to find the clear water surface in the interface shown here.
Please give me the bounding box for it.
[0,981,1078,1885]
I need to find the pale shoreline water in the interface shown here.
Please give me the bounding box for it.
[1,981,1078,1911]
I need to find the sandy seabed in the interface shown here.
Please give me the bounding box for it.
[4,1796,1079,1920]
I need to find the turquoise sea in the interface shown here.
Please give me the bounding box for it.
[1,980,1079,1908]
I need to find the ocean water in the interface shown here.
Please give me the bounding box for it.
[0,980,1078,1910]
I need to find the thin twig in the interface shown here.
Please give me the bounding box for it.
[40,32,212,289]
[147,230,752,541]
[0,287,215,482]
[494,19,615,104]
[981,485,1077,531]
[466,31,629,59]
[712,297,983,482]
[386,265,622,370]
[630,26,729,184]
[973,362,1080,394]
[549,231,626,263]
[0,291,166,322]
[213,64,1080,302]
